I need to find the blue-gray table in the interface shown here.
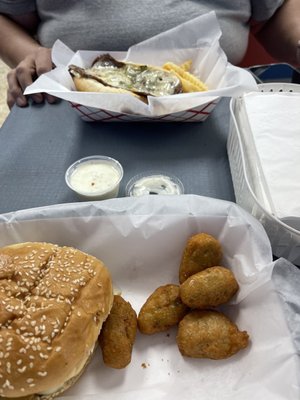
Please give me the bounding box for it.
[1,97,300,354]
[0,98,234,214]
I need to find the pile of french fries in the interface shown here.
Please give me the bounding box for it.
[163,60,208,92]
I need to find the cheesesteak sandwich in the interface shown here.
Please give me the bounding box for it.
[68,54,182,102]
[0,242,113,399]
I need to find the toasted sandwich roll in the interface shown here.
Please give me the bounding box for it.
[69,53,182,101]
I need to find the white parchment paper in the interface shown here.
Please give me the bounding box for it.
[24,12,257,116]
[242,92,300,230]
[0,195,299,399]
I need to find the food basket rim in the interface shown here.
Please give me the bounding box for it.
[257,82,300,92]
[229,88,300,238]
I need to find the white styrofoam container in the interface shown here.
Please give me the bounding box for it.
[227,83,300,265]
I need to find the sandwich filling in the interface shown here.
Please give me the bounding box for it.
[69,54,182,97]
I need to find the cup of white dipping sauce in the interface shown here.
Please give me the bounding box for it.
[126,172,184,196]
[65,155,123,200]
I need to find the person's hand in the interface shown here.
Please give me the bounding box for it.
[6,46,57,109]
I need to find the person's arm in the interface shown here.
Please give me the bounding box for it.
[253,0,300,65]
[0,12,40,67]
[0,13,55,108]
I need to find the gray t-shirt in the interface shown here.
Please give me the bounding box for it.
[0,0,284,64]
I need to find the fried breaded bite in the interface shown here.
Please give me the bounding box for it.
[99,295,137,369]
[179,233,223,283]
[180,266,239,309]
[138,284,189,334]
[176,310,249,359]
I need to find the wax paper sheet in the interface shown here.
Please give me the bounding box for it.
[0,195,299,399]
[24,12,257,116]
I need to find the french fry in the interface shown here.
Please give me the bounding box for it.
[163,61,208,93]
[180,59,193,72]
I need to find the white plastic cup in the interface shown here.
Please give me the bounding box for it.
[126,172,184,197]
[65,155,123,200]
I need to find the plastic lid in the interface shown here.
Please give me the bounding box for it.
[126,172,184,197]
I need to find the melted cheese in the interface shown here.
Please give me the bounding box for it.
[88,63,180,96]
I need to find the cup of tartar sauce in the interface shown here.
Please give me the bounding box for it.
[126,172,184,197]
[65,155,123,200]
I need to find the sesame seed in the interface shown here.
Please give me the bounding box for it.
[3,379,14,390]
[37,371,47,377]
[6,362,11,374]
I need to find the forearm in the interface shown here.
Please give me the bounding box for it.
[0,13,40,68]
[255,0,300,65]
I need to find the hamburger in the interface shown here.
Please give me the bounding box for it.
[0,242,113,399]
[68,53,182,102]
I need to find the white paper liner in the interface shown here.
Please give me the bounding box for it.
[24,12,257,118]
[0,195,299,399]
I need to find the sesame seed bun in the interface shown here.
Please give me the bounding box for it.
[0,242,114,398]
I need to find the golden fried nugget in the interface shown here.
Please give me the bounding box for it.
[99,295,137,369]
[179,233,223,283]
[180,266,239,309]
[177,310,249,359]
[138,284,189,334]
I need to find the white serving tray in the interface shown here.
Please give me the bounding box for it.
[227,83,300,265]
